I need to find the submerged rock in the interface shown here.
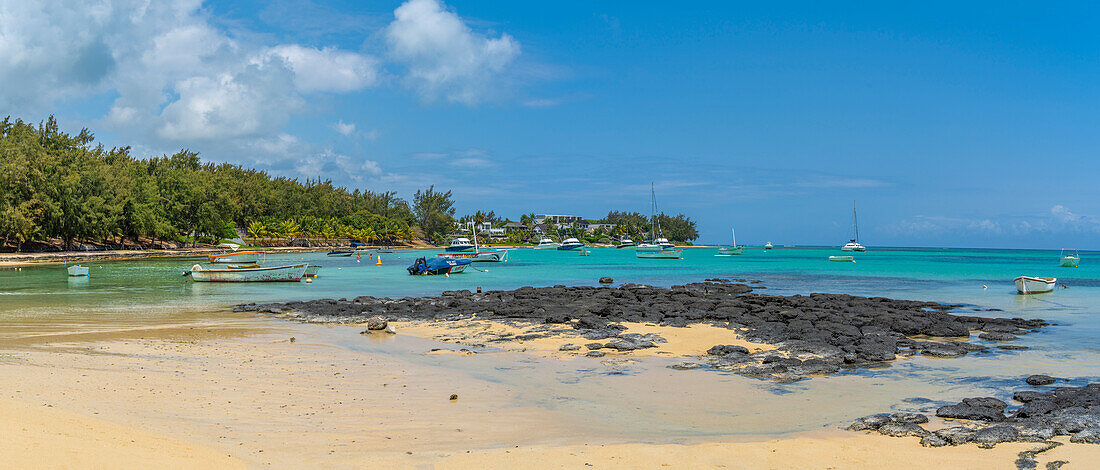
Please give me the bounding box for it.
[1026,374,1056,386]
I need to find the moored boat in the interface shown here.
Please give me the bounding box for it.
[208,251,264,264]
[226,263,261,269]
[407,257,471,275]
[188,264,308,282]
[67,265,89,277]
[764,242,774,250]
[717,228,743,256]
[1014,276,1057,294]
[558,238,584,250]
[616,237,635,248]
[1060,249,1080,268]
[533,238,559,250]
[828,255,855,262]
[304,265,321,278]
[445,237,477,252]
[840,202,867,252]
[438,249,509,263]
[327,250,354,257]
[637,248,683,259]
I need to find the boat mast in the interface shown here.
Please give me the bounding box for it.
[650,182,657,241]
[852,201,860,243]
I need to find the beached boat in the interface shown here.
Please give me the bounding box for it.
[1061,249,1080,268]
[616,237,635,248]
[407,257,471,275]
[764,242,774,250]
[637,248,683,259]
[828,256,855,262]
[558,238,584,250]
[445,237,477,252]
[208,251,263,264]
[67,265,89,277]
[188,264,308,282]
[327,250,354,257]
[438,249,509,263]
[1014,276,1057,294]
[840,202,867,252]
[717,228,743,256]
[304,266,321,278]
[533,238,559,250]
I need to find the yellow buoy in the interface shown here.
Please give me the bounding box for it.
[376,257,382,266]
[982,285,987,289]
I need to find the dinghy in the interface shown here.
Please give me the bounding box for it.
[1014,276,1057,294]
[67,265,89,277]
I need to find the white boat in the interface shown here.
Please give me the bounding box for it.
[616,237,635,248]
[764,242,774,250]
[637,248,683,259]
[208,250,264,264]
[1060,249,1080,268]
[188,263,308,282]
[438,249,509,263]
[558,238,584,250]
[533,238,560,250]
[445,237,477,252]
[840,202,867,252]
[1014,276,1057,294]
[717,228,743,256]
[828,255,855,262]
[67,265,89,277]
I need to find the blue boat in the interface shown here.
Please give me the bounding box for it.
[558,238,584,250]
[327,250,354,257]
[407,257,472,275]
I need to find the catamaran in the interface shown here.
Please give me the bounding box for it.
[717,228,743,256]
[1060,249,1080,268]
[533,238,560,250]
[636,183,683,259]
[841,202,867,252]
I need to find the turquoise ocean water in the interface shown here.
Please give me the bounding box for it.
[3,245,1099,436]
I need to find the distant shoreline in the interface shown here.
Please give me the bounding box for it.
[0,245,434,267]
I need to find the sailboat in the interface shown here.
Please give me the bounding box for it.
[637,183,683,259]
[717,228,743,256]
[841,202,867,252]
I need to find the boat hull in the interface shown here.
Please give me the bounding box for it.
[190,264,308,282]
[533,244,559,250]
[304,266,321,278]
[637,249,683,259]
[1014,276,1057,294]
[558,244,584,251]
[717,246,743,255]
[438,250,509,263]
[828,256,855,262]
[444,245,476,252]
[1061,257,1080,268]
[408,257,472,275]
[208,251,263,264]
[327,251,354,257]
[67,265,89,277]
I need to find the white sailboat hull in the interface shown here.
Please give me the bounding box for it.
[717,246,743,255]
[1014,276,1057,294]
[438,250,509,262]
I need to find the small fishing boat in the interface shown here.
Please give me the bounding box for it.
[558,238,584,250]
[304,265,321,278]
[717,228,743,256]
[208,251,264,264]
[67,265,89,277]
[1060,249,1080,268]
[1014,276,1057,294]
[407,257,471,275]
[226,263,262,269]
[188,264,308,282]
[533,238,559,250]
[764,242,774,250]
[438,249,509,263]
[445,237,477,252]
[327,250,355,257]
[828,255,855,262]
[616,237,635,248]
[637,248,683,259]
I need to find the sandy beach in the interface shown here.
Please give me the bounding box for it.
[2,307,1097,469]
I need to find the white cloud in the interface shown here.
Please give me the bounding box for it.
[386,0,520,104]
[334,120,356,136]
[264,45,378,93]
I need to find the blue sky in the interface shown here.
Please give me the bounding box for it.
[3,0,1099,248]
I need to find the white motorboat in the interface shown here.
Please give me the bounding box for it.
[533,238,559,249]
[828,255,855,262]
[764,242,774,250]
[1060,249,1080,268]
[445,237,477,252]
[616,237,635,248]
[1014,276,1057,294]
[558,238,584,250]
[188,264,308,282]
[208,250,264,264]
[840,202,867,252]
[67,265,89,277]
[717,228,743,256]
[438,249,509,262]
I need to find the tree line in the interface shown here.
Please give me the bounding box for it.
[0,116,458,251]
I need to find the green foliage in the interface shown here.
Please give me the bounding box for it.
[413,185,456,244]
[0,116,426,251]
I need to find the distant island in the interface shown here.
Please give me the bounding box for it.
[0,116,696,253]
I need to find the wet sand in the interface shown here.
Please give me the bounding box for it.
[2,311,1097,468]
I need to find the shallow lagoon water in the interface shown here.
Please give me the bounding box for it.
[2,246,1099,438]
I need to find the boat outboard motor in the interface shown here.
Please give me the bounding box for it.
[407,257,428,275]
